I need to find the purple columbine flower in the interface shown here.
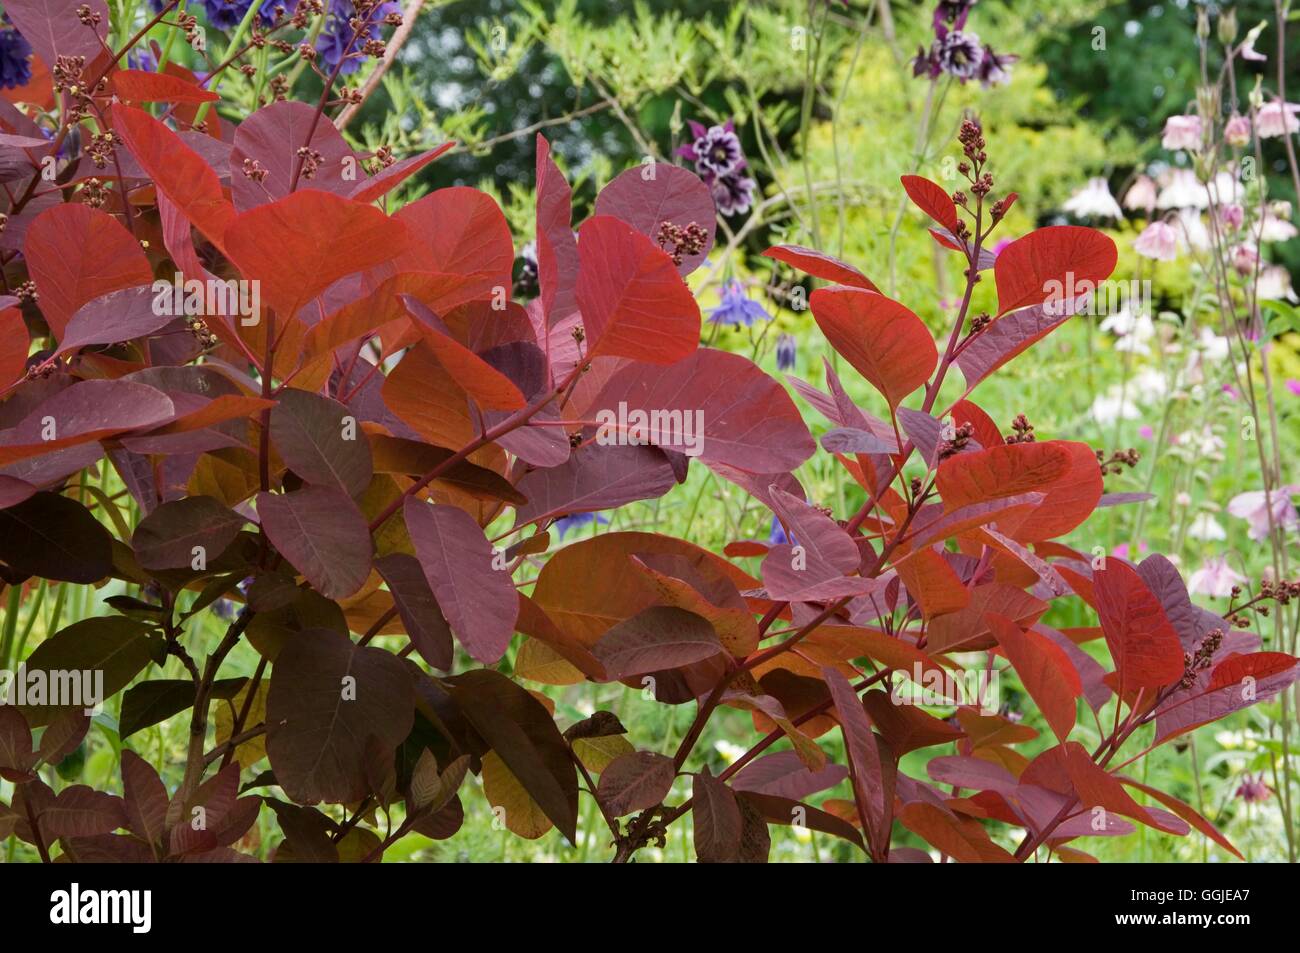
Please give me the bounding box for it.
[0,27,32,89]
[202,0,279,31]
[555,512,608,539]
[769,516,790,546]
[775,333,797,371]
[127,48,157,72]
[934,0,979,31]
[709,280,770,327]
[711,171,757,217]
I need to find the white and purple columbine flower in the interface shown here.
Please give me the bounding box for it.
[710,171,757,217]
[1227,486,1299,541]
[680,121,745,178]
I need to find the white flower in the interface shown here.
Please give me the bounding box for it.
[1133,220,1178,260]
[1102,310,1156,354]
[1175,492,1193,507]
[1227,486,1299,541]
[1157,169,1209,210]
[1162,114,1202,151]
[1124,175,1158,211]
[1256,213,1299,243]
[1089,388,1141,426]
[1258,264,1298,302]
[1187,513,1227,541]
[1239,21,1269,62]
[1195,326,1230,361]
[1188,556,1247,598]
[714,740,747,763]
[1176,208,1210,250]
[1063,177,1124,219]
[1256,101,1300,138]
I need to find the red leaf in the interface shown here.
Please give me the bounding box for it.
[822,666,892,862]
[588,348,814,472]
[1093,561,1185,694]
[269,388,374,497]
[113,69,219,104]
[1208,651,1300,691]
[894,549,970,619]
[229,100,356,210]
[403,498,518,664]
[987,613,1080,744]
[808,286,936,408]
[998,440,1103,542]
[0,304,29,388]
[348,142,455,204]
[224,191,412,319]
[110,103,236,247]
[392,185,514,289]
[954,299,1081,389]
[762,245,880,291]
[935,441,1071,511]
[900,174,960,233]
[693,769,742,862]
[401,295,526,410]
[992,225,1118,317]
[575,215,700,364]
[22,204,153,341]
[535,135,579,326]
[593,163,715,276]
[55,284,172,356]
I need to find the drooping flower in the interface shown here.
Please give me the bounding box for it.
[934,30,984,80]
[1188,556,1246,598]
[933,0,979,31]
[554,512,609,539]
[975,45,1017,88]
[315,0,399,75]
[679,122,744,178]
[1123,175,1158,212]
[1176,208,1210,250]
[1161,114,1202,151]
[710,172,757,217]
[201,0,279,31]
[1238,21,1269,62]
[709,280,769,327]
[127,48,157,72]
[1257,264,1298,302]
[1063,177,1123,220]
[0,27,32,89]
[1157,169,1209,210]
[1227,486,1299,541]
[1230,243,1259,276]
[1187,513,1228,541]
[1235,773,1270,804]
[1218,203,1245,230]
[775,333,797,371]
[1133,220,1178,260]
[1255,101,1300,138]
[1256,211,1299,243]
[1224,114,1252,147]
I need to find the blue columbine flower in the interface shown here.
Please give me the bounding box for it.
[709,280,769,327]
[555,512,609,539]
[127,48,157,72]
[201,0,277,31]
[769,516,791,546]
[775,333,797,371]
[0,27,32,90]
[315,0,399,75]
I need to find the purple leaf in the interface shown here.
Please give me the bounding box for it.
[955,297,1087,390]
[730,751,848,800]
[270,388,373,498]
[822,666,893,862]
[375,553,454,671]
[513,444,676,528]
[3,0,109,71]
[593,163,715,276]
[55,285,173,357]
[591,606,722,679]
[131,495,246,571]
[403,498,518,664]
[257,487,372,599]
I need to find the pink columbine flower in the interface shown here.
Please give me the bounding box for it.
[1123,174,1158,212]
[1286,379,1300,397]
[1187,556,1246,598]
[1256,101,1300,138]
[1218,203,1244,230]
[1133,221,1178,260]
[1162,114,1202,151]
[1227,486,1300,541]
[1224,115,1251,147]
[1138,425,1155,440]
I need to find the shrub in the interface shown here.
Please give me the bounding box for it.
[0,0,1296,864]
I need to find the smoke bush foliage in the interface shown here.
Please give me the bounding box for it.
[0,0,1296,864]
